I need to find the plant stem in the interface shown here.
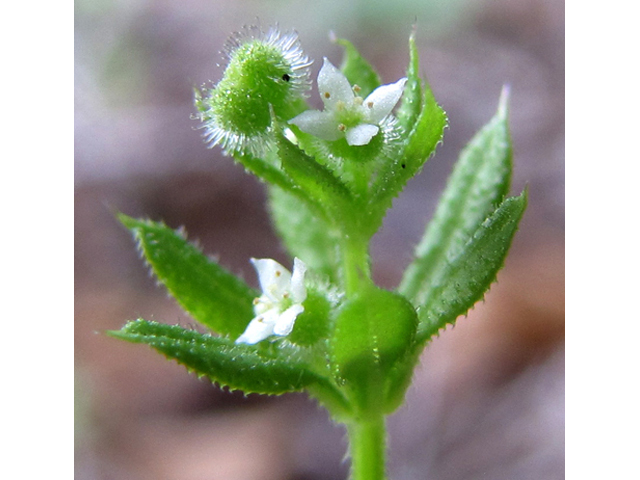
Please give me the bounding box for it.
[347,415,387,480]
[341,233,371,296]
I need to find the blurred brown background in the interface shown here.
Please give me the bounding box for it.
[75,0,564,478]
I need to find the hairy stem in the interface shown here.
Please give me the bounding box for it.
[341,233,371,297]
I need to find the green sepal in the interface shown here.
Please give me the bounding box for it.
[109,319,326,395]
[267,185,341,282]
[415,190,528,343]
[118,215,256,338]
[335,37,381,98]
[398,89,512,304]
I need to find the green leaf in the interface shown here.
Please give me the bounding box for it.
[109,319,327,395]
[396,31,423,133]
[119,215,256,338]
[275,128,354,221]
[288,124,397,206]
[335,37,381,98]
[398,89,511,303]
[415,191,527,343]
[370,67,446,219]
[234,150,294,188]
[382,347,422,414]
[330,287,417,413]
[268,185,341,282]
[396,79,447,180]
[233,150,321,211]
[287,289,333,347]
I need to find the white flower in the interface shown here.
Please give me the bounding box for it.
[289,58,407,146]
[236,257,307,345]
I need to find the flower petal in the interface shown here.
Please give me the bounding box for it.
[290,257,308,303]
[317,58,354,108]
[346,124,379,146]
[251,258,291,302]
[235,310,278,344]
[363,77,407,124]
[289,110,342,141]
[273,304,304,336]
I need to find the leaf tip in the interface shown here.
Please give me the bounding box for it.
[105,329,122,339]
[117,212,139,230]
[512,187,529,214]
[498,84,511,119]
[105,324,136,342]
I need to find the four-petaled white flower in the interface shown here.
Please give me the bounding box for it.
[289,58,407,146]
[236,257,307,345]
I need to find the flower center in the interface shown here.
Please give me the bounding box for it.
[333,98,367,129]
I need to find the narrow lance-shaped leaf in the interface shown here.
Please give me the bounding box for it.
[233,150,298,190]
[109,319,330,395]
[370,50,446,218]
[119,215,256,338]
[401,82,447,174]
[399,88,512,304]
[416,190,527,343]
[396,31,423,133]
[268,185,341,282]
[334,36,381,97]
[233,150,328,221]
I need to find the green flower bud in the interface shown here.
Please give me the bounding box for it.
[196,26,312,156]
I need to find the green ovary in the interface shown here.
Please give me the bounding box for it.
[335,102,367,129]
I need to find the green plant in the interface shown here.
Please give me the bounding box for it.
[109,25,526,480]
